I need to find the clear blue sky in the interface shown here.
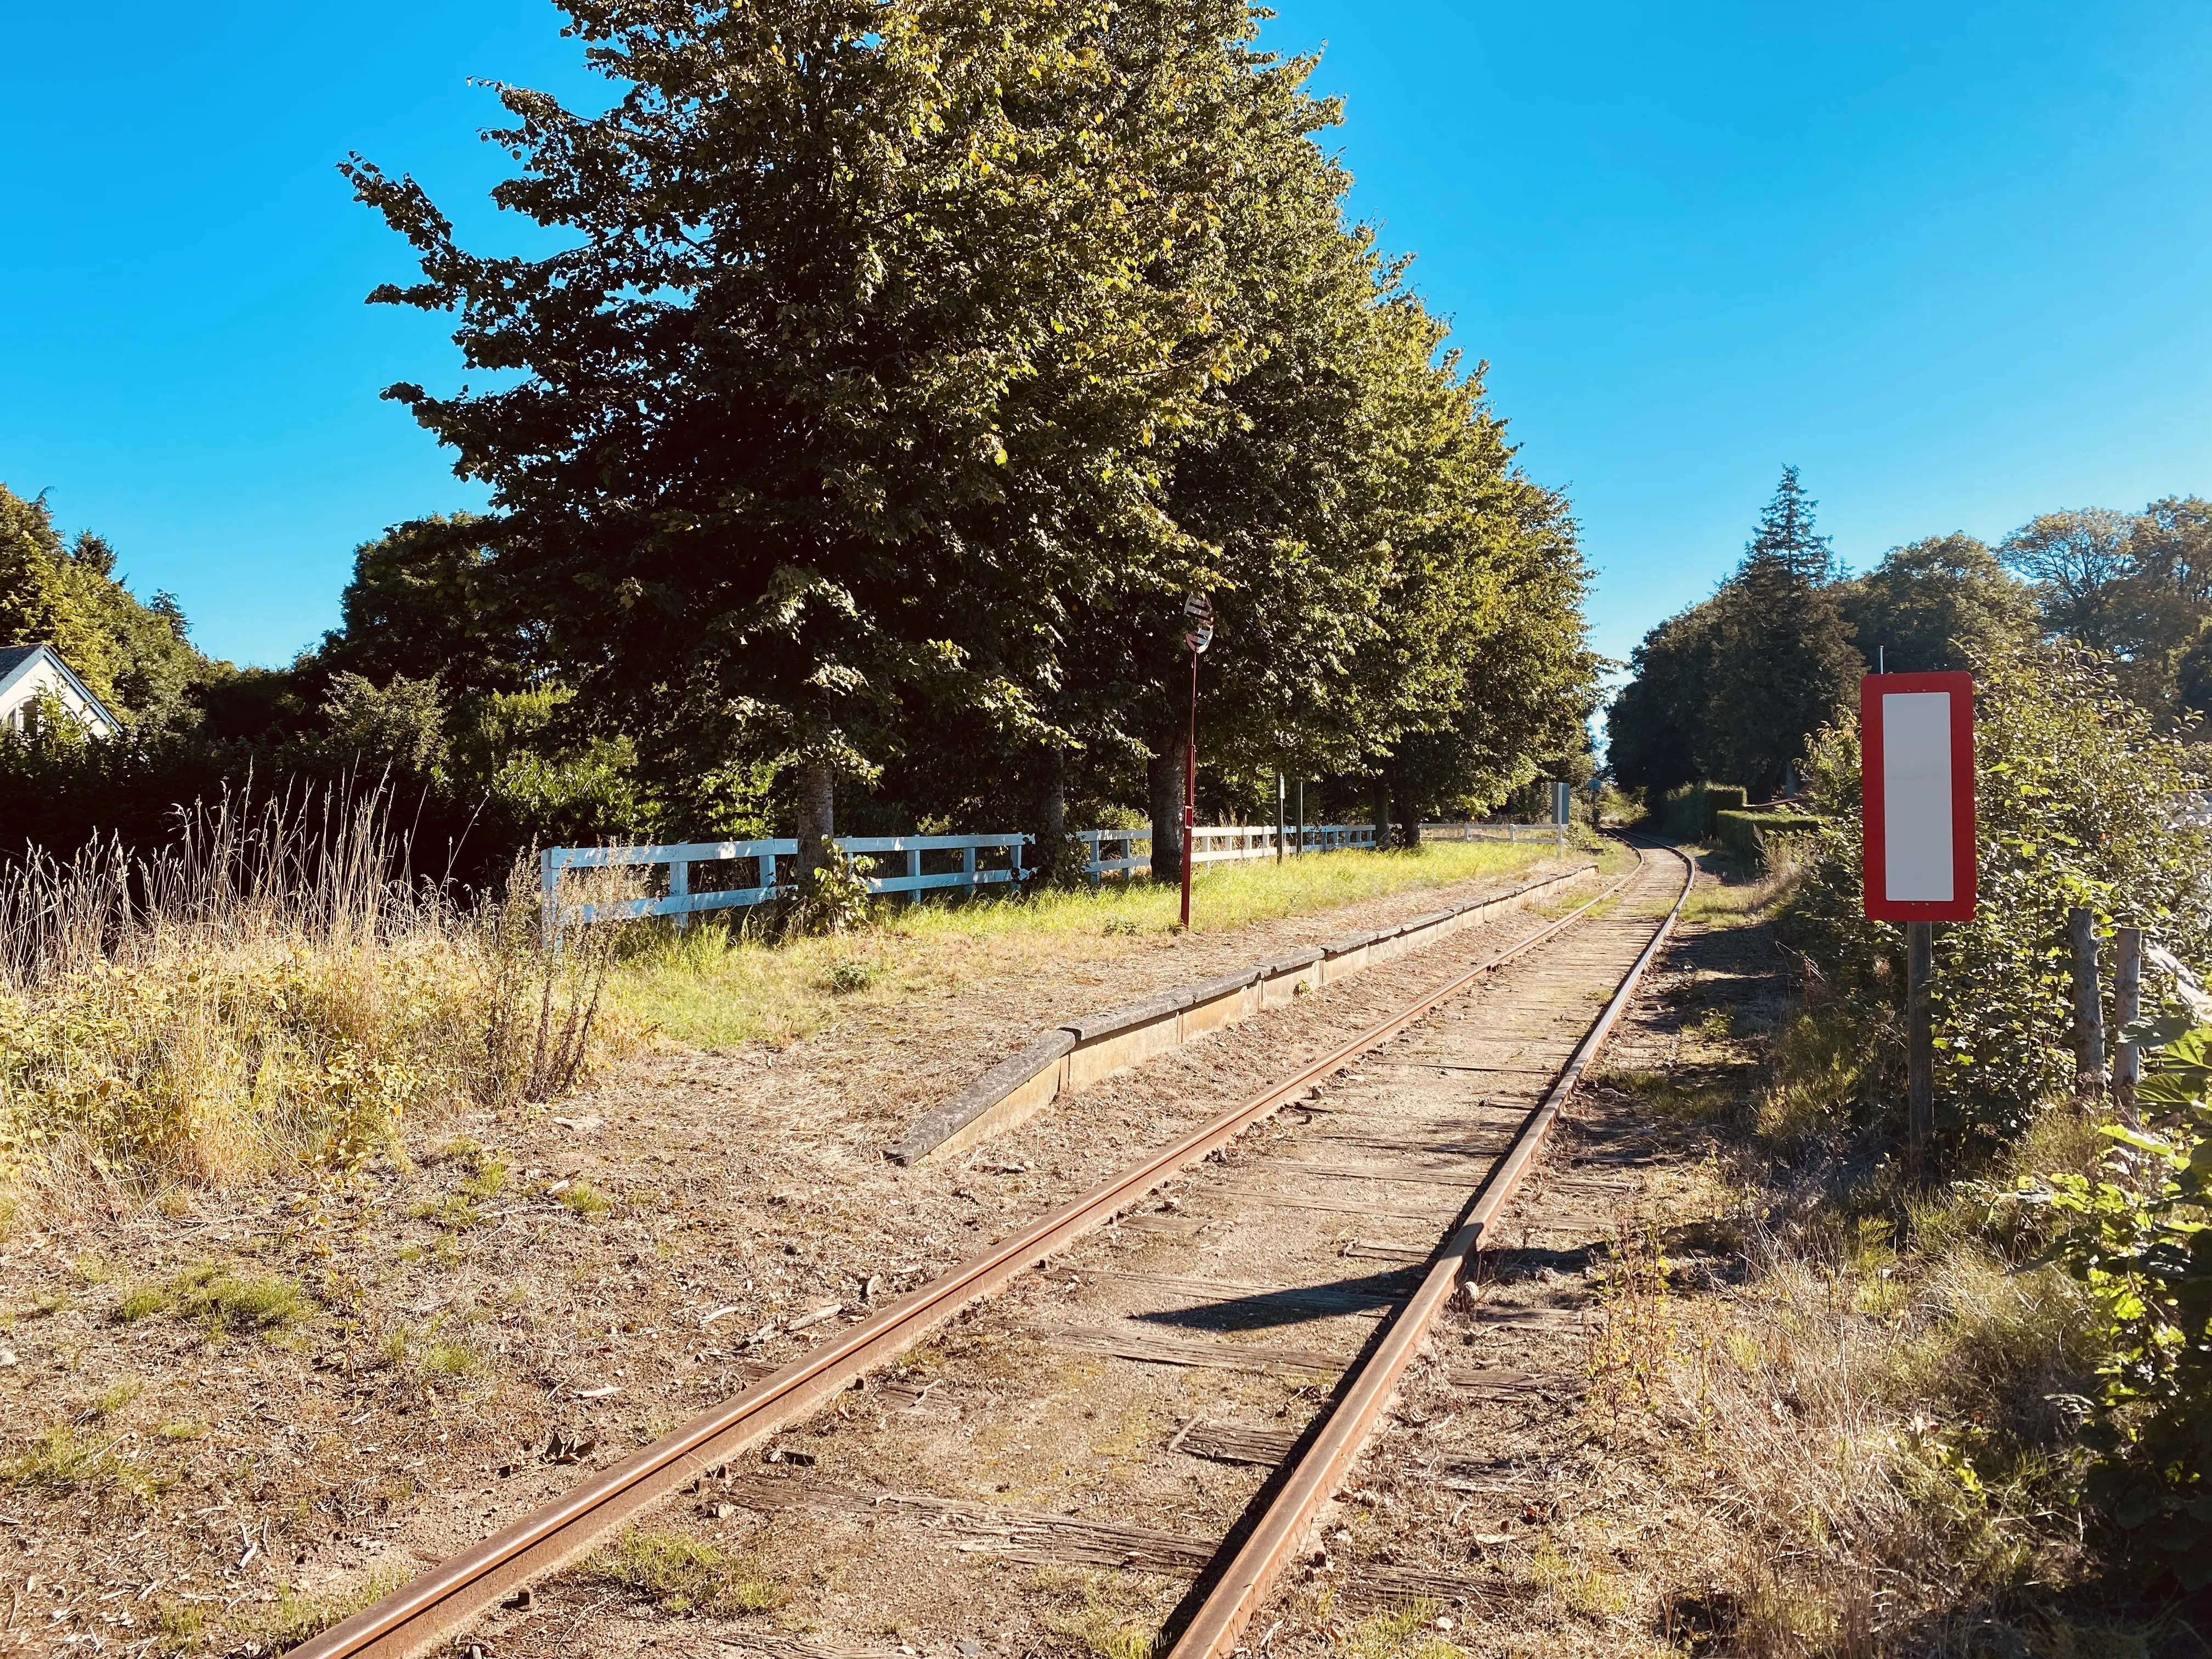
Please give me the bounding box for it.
[4,2,2208,671]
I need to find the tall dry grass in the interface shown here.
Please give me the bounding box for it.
[0,789,636,1197]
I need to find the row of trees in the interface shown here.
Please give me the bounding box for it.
[4,0,1596,881]
[1608,468,2212,799]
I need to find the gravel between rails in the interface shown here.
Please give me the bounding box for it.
[0,855,1617,1659]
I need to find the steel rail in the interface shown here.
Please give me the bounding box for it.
[290,848,1656,1659]
[1166,841,1696,1658]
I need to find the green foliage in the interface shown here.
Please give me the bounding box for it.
[1784,640,2212,1151]
[113,1265,313,1335]
[318,672,449,775]
[781,837,874,938]
[1699,470,1863,798]
[558,1178,610,1216]
[1609,469,1860,798]
[1713,807,1820,870]
[0,483,216,733]
[315,514,520,697]
[579,1527,784,1616]
[1656,782,1746,841]
[1836,532,2036,676]
[823,956,874,994]
[343,0,1594,860]
[1607,603,1719,797]
[2001,496,2212,719]
[2030,1024,2212,1588]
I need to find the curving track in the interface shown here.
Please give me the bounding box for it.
[291,840,1692,1659]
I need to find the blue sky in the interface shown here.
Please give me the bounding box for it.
[3,2,2208,672]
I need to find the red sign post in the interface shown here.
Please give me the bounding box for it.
[1861,671,1977,922]
[1860,670,1976,1159]
[1180,594,1214,930]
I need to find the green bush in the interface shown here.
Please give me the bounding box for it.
[2029,1019,2212,1589]
[1656,781,1748,840]
[1714,808,1821,870]
[1784,639,2212,1152]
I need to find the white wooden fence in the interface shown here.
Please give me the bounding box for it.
[540,817,1556,935]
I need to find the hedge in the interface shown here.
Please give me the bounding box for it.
[1656,782,1748,840]
[1714,808,1822,869]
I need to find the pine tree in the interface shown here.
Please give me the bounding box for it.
[1698,469,1861,797]
[1750,464,1837,582]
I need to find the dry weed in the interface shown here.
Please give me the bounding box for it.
[0,788,641,1204]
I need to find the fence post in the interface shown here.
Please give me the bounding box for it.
[1907,922,1933,1158]
[668,856,689,932]
[2113,924,2143,1126]
[2069,906,2106,1093]
[962,842,977,891]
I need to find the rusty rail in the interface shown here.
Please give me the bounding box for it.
[1166,839,1695,1657]
[291,844,1670,1659]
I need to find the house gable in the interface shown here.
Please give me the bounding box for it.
[0,642,121,740]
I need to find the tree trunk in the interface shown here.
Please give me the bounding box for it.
[1147,743,1186,884]
[1369,775,1393,850]
[1390,766,1421,847]
[1032,746,1067,882]
[795,758,836,888]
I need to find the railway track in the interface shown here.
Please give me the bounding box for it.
[291,840,1692,1659]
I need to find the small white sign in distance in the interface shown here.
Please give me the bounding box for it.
[1881,691,1954,904]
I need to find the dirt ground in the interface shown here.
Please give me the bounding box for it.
[0,852,1614,1658]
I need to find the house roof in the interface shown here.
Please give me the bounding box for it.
[0,641,121,734]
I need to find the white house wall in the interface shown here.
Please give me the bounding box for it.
[0,656,118,739]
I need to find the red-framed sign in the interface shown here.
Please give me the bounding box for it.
[1861,672,1976,921]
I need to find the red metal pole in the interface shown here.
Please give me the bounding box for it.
[1181,646,1197,929]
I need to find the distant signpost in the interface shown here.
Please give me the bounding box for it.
[1861,670,1976,1158]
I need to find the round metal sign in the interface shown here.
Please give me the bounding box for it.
[1184,592,1214,654]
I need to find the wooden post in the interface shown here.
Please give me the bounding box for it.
[2114,924,2143,1126]
[669,856,690,933]
[2070,906,2106,1092]
[1275,772,1285,864]
[1908,921,1934,1157]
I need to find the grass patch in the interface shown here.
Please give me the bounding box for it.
[3,1424,122,1487]
[149,1597,205,1653]
[578,1527,784,1616]
[420,1339,479,1376]
[88,1378,141,1418]
[1,1422,173,1497]
[1345,1598,1463,1659]
[558,1179,610,1217]
[114,1264,312,1335]
[1031,1566,1166,1659]
[613,838,1577,1048]
[249,1567,409,1651]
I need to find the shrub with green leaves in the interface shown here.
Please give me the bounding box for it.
[1783,641,2212,1152]
[2029,1018,2212,1589]
[1712,807,1820,871]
